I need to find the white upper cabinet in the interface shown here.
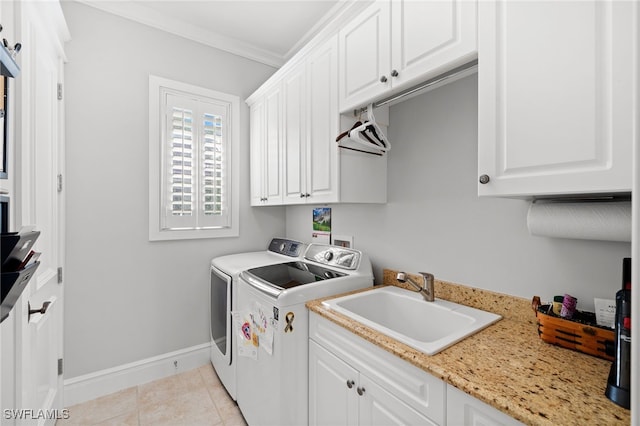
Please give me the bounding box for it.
[339,0,477,112]
[478,0,635,198]
[305,36,340,204]
[338,1,391,111]
[250,85,284,206]
[282,64,307,204]
[282,36,339,205]
[249,33,387,206]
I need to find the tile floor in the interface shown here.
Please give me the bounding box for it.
[58,364,246,426]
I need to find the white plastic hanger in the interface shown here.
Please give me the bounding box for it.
[339,104,391,154]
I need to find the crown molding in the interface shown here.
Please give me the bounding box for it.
[74,0,371,69]
[74,0,285,68]
[283,0,369,61]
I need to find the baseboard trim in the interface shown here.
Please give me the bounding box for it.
[63,342,211,407]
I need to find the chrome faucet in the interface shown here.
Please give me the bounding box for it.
[397,272,435,302]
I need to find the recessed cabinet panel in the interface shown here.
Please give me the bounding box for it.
[478,0,634,197]
[400,1,455,63]
[283,67,306,204]
[503,2,600,170]
[447,384,525,426]
[359,375,438,426]
[265,89,282,200]
[249,100,264,205]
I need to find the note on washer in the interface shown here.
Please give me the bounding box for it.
[232,310,258,359]
[251,302,274,355]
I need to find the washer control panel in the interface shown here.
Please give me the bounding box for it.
[304,244,361,270]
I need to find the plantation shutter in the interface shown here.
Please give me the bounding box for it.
[162,92,231,230]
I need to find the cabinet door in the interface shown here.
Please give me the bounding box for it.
[338,0,390,111]
[249,99,265,205]
[306,35,339,203]
[359,374,438,426]
[478,1,634,197]
[263,85,283,205]
[309,340,358,426]
[447,384,524,426]
[283,65,307,204]
[390,0,476,89]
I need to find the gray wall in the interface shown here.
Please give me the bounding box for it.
[286,75,631,310]
[62,2,285,378]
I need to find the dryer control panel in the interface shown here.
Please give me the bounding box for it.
[268,238,305,257]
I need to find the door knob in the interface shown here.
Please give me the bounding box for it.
[479,174,490,184]
[28,301,51,321]
[346,380,355,389]
[390,69,399,77]
[380,75,388,83]
[357,386,365,396]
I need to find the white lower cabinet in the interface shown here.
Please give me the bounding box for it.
[309,312,523,426]
[309,340,435,426]
[309,312,445,425]
[447,384,524,426]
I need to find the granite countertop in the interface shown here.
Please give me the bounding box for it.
[306,269,630,426]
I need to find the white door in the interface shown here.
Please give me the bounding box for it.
[14,2,67,424]
[358,374,437,426]
[263,85,283,205]
[282,64,307,204]
[477,0,634,197]
[390,0,477,89]
[338,0,390,111]
[308,340,358,426]
[306,35,339,204]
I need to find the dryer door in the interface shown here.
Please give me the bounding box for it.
[211,266,232,364]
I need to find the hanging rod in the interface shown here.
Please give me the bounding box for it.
[353,59,478,116]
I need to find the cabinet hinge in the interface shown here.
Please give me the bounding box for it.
[57,83,63,101]
[57,267,63,284]
[58,358,63,376]
[57,174,63,192]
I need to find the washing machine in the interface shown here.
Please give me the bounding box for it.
[235,243,374,425]
[210,238,306,400]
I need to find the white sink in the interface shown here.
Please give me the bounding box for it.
[322,286,501,355]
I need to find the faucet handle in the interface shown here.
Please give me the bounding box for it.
[418,272,435,302]
[419,272,434,281]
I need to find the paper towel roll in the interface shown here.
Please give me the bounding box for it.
[527,201,631,242]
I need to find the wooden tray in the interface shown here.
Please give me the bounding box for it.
[532,296,615,361]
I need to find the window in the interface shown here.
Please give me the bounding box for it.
[149,75,239,240]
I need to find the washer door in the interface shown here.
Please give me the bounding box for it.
[210,266,232,364]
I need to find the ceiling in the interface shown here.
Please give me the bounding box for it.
[75,0,352,67]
